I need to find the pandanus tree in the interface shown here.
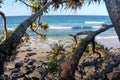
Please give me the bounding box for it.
[0,0,52,74]
[0,11,8,40]
[104,0,120,41]
[17,0,49,40]
[0,0,8,40]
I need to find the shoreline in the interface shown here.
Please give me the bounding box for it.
[15,35,120,63]
[5,35,120,79]
[28,35,120,49]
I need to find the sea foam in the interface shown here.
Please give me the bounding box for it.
[85,21,105,24]
[48,26,102,30]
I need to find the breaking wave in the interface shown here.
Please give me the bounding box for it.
[48,26,101,30]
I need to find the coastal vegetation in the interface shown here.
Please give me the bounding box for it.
[0,11,8,40]
[0,0,120,80]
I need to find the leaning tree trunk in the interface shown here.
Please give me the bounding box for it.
[0,1,52,74]
[0,11,7,40]
[60,24,113,80]
[104,0,120,41]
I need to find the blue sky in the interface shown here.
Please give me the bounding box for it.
[0,1,108,16]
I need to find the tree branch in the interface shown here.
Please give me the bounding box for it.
[0,1,53,74]
[17,0,37,9]
[60,24,113,80]
[0,11,7,40]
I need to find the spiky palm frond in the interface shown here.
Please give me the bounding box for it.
[0,0,2,3]
[52,0,62,9]
[65,0,84,10]
[52,0,102,10]
[86,0,102,4]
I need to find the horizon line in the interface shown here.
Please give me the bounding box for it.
[5,14,109,17]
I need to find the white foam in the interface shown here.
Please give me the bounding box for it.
[7,28,15,30]
[92,26,101,29]
[85,21,105,24]
[49,26,72,30]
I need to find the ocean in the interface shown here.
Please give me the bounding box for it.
[0,15,117,38]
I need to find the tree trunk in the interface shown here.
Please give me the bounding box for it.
[104,0,120,41]
[0,1,52,74]
[60,24,113,80]
[0,11,7,40]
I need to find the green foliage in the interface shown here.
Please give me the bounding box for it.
[0,0,2,3]
[95,43,112,56]
[66,0,84,10]
[30,0,46,13]
[64,52,71,62]
[85,43,92,53]
[70,34,111,57]
[39,21,49,40]
[41,21,48,31]
[0,30,13,42]
[47,42,65,72]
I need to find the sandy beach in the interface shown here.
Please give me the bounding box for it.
[4,36,120,80]
[15,37,73,62]
[14,36,120,62]
[96,36,120,49]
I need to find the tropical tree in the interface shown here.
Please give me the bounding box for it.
[16,0,49,40]
[0,0,8,41]
[0,1,52,74]
[0,11,8,40]
[104,0,120,41]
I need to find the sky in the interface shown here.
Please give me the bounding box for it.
[0,0,109,16]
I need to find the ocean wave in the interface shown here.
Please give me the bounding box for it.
[49,26,72,29]
[85,21,105,24]
[48,26,101,30]
[7,28,15,30]
[91,26,101,29]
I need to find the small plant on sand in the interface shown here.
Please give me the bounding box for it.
[69,34,111,57]
[95,43,112,57]
[85,41,112,57]
[47,42,65,73]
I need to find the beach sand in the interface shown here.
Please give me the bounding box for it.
[14,36,120,62]
[96,36,120,49]
[15,37,73,62]
[4,36,120,79]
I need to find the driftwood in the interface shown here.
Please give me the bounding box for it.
[60,24,113,80]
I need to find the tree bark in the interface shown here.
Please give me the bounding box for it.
[0,11,7,40]
[104,0,120,41]
[0,1,52,74]
[60,24,113,80]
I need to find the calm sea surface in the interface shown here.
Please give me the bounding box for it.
[0,15,117,38]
